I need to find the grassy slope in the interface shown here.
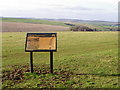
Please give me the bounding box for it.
[2,18,118,31]
[2,32,119,88]
[73,22,118,31]
[2,18,67,26]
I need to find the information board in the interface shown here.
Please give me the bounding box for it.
[25,33,57,52]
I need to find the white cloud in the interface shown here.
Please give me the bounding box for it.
[1,0,119,21]
[1,0,118,10]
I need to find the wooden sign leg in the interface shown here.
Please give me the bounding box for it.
[30,51,33,73]
[50,51,53,73]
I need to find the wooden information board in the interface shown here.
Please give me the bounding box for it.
[25,33,57,73]
[25,33,57,52]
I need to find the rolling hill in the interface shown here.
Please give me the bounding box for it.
[1,17,118,32]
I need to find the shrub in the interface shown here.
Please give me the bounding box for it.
[70,25,95,31]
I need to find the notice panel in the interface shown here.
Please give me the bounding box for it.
[25,33,57,52]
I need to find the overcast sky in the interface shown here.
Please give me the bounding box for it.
[1,0,119,22]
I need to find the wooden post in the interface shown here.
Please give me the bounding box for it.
[50,51,53,73]
[30,51,33,73]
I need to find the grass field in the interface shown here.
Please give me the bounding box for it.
[2,18,67,26]
[2,32,119,88]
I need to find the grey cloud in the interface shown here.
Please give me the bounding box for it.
[63,6,104,11]
[2,5,117,22]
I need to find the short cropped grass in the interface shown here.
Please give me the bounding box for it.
[2,32,119,88]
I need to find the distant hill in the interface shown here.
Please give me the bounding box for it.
[1,17,118,31]
[1,17,67,26]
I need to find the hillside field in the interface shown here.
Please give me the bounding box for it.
[2,22,69,32]
[2,18,67,26]
[1,17,118,31]
[2,32,119,88]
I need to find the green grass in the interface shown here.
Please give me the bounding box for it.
[2,18,67,26]
[2,32,119,88]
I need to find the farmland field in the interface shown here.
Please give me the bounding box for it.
[2,22,69,32]
[2,17,118,31]
[2,31,119,88]
[2,18,67,26]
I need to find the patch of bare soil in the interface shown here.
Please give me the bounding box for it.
[2,22,69,32]
[2,64,74,88]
